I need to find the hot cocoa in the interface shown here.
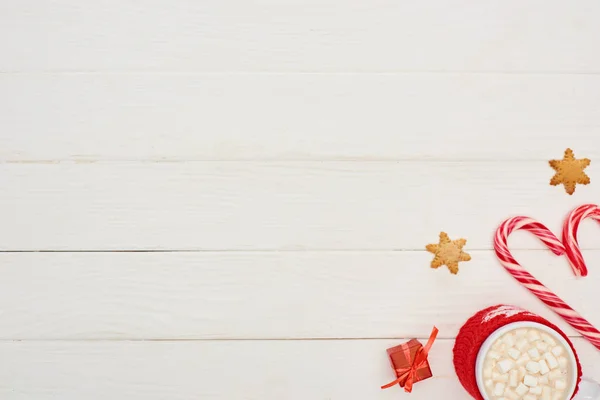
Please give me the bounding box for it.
[481,327,572,400]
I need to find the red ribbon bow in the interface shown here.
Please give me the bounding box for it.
[381,326,439,393]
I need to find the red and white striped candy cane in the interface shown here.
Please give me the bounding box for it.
[494,216,600,350]
[563,204,600,278]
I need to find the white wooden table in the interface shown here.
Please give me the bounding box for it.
[1,1,600,398]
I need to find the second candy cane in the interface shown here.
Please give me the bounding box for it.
[494,216,600,350]
[562,203,600,277]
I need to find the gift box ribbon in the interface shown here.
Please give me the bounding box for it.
[381,326,439,393]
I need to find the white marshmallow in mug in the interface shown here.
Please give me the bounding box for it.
[551,346,563,357]
[541,360,551,375]
[558,357,568,369]
[516,338,529,352]
[544,352,559,370]
[542,386,552,400]
[530,386,543,395]
[494,382,506,396]
[515,383,529,396]
[541,333,557,346]
[516,354,530,366]
[549,369,563,380]
[504,388,518,400]
[528,347,541,360]
[537,341,550,352]
[509,370,519,387]
[525,361,540,374]
[496,359,514,374]
[493,372,509,383]
[523,374,538,387]
[528,330,541,341]
[507,348,521,360]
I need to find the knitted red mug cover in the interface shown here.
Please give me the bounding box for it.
[453,305,582,400]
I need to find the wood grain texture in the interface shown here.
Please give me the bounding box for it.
[2,162,600,251]
[1,73,599,161]
[0,338,598,400]
[0,251,598,340]
[1,1,599,73]
[0,339,477,400]
[2,2,600,398]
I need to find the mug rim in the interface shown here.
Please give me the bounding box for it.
[474,321,577,400]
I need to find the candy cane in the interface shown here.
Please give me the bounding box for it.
[563,204,600,277]
[494,216,600,350]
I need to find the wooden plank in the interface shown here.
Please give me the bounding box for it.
[0,251,597,340]
[0,338,598,399]
[1,1,599,73]
[2,162,600,251]
[1,73,599,161]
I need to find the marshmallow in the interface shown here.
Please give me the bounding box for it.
[518,366,527,380]
[528,330,541,341]
[508,348,521,360]
[549,369,563,380]
[503,334,515,347]
[488,350,502,360]
[538,359,550,375]
[529,386,543,395]
[541,333,557,346]
[544,352,559,369]
[555,379,567,390]
[485,379,494,388]
[505,388,519,400]
[497,359,515,374]
[558,357,568,369]
[552,393,563,400]
[494,382,506,396]
[524,374,538,387]
[517,354,531,366]
[528,347,541,360]
[523,395,537,400]
[509,369,519,388]
[516,338,529,352]
[536,341,549,352]
[539,375,549,385]
[493,372,509,383]
[526,361,540,374]
[516,383,530,396]
[542,386,552,400]
[551,346,563,357]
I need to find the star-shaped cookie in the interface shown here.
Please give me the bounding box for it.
[549,148,590,195]
[426,232,471,274]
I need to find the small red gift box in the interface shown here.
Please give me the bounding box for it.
[381,327,438,393]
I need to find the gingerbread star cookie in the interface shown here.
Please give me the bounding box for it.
[549,148,590,195]
[426,232,471,274]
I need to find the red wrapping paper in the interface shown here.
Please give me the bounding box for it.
[381,326,438,393]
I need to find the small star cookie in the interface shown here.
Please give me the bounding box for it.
[426,232,471,274]
[549,148,590,195]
